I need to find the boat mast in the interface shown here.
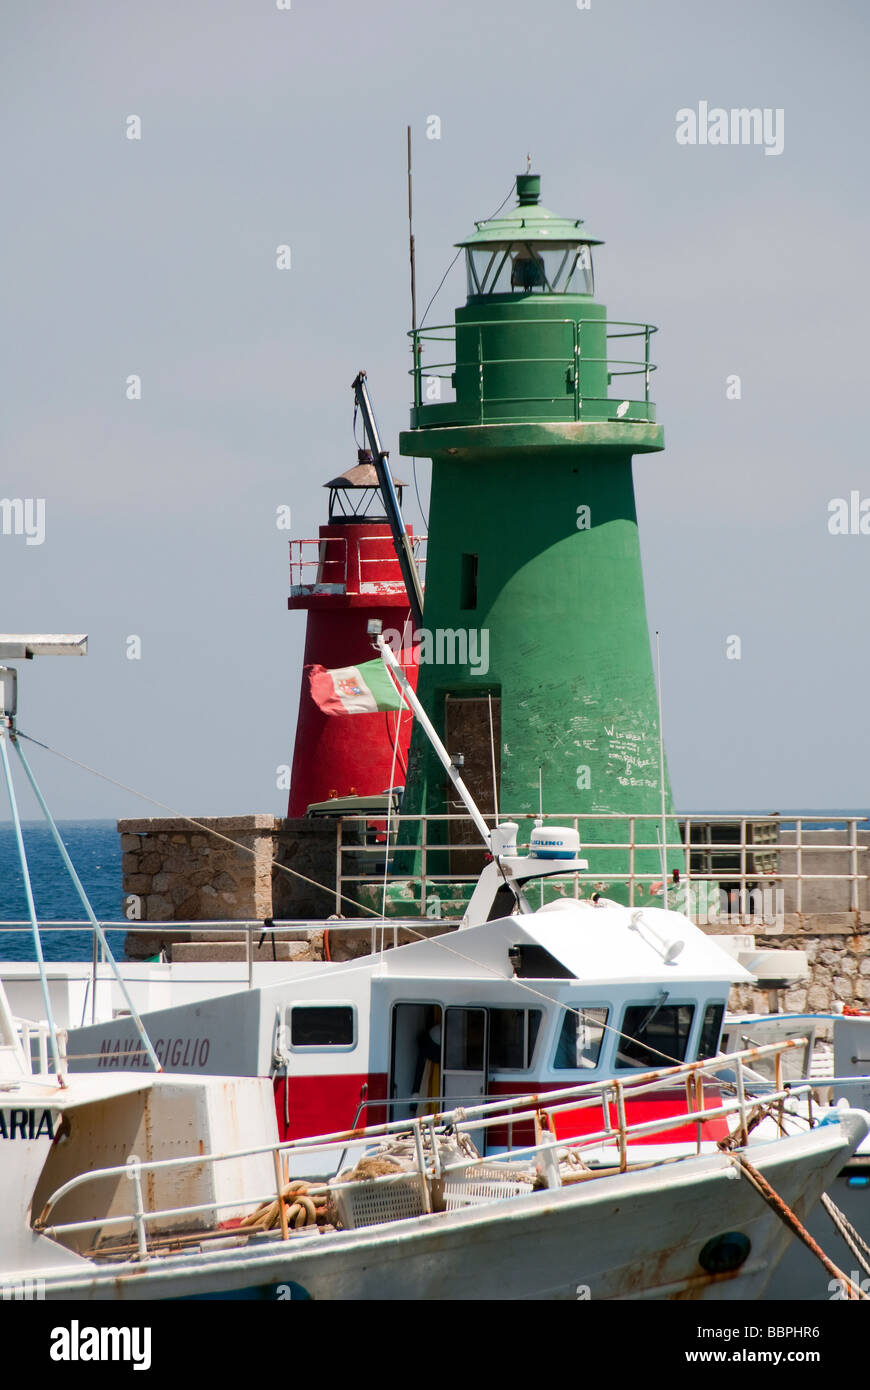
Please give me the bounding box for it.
[0,635,162,1074]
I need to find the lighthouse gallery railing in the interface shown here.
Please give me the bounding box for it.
[409,318,657,426]
[289,535,427,595]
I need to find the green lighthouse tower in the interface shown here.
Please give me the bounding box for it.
[398,172,675,897]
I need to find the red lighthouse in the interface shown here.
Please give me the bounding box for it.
[286,454,422,816]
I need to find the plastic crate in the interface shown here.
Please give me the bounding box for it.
[330,1173,426,1230]
[442,1167,534,1211]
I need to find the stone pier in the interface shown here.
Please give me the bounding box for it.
[717,916,870,1016]
[119,815,341,960]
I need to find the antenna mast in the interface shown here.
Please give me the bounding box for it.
[408,125,417,333]
[655,630,668,910]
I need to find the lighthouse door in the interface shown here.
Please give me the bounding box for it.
[444,695,501,874]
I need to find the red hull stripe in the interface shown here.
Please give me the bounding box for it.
[273,1073,388,1142]
[272,1075,727,1146]
[487,1081,729,1145]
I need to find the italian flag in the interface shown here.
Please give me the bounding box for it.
[308,659,405,715]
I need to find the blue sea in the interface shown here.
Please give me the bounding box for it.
[0,821,125,962]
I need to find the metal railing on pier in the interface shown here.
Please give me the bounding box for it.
[334,810,870,920]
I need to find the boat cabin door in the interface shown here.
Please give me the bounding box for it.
[389,1004,490,1147]
[442,1007,488,1104]
[442,1007,489,1150]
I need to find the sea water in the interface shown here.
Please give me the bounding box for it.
[0,821,124,961]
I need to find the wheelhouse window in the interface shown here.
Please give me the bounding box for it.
[698,1002,725,1060]
[615,1003,694,1070]
[466,242,594,297]
[489,1008,542,1070]
[289,1005,355,1048]
[553,1007,609,1070]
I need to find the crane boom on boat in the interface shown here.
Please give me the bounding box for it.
[352,370,425,633]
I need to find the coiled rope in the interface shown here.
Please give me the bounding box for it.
[240,1179,327,1232]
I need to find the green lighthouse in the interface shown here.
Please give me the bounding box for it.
[398,173,675,897]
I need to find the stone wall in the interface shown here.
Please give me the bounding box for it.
[121,816,276,920]
[712,915,870,1016]
[119,814,345,959]
[272,819,341,920]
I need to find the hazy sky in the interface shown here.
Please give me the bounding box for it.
[1,0,868,821]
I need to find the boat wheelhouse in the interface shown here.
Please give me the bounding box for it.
[66,896,753,1153]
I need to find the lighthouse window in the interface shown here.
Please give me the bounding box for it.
[460,552,478,610]
[510,245,547,290]
[554,1006,609,1070]
[289,1005,355,1048]
[489,1008,542,1070]
[466,243,594,297]
[615,1004,695,1070]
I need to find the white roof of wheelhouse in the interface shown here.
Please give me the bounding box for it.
[369,902,754,987]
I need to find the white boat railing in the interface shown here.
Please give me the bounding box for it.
[13,1017,67,1075]
[33,1040,814,1259]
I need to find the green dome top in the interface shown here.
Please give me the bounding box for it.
[456,174,602,249]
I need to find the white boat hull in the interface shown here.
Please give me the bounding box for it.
[22,1116,866,1302]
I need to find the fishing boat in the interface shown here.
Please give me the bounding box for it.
[3,634,867,1299]
[3,975,866,1302]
